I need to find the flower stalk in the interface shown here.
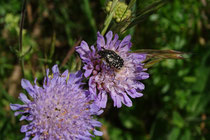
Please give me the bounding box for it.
[101,0,118,35]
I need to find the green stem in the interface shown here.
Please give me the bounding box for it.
[101,0,118,35]
[101,16,112,36]
[20,59,25,77]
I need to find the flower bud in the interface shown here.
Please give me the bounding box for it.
[106,1,131,22]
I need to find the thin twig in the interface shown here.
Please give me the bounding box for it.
[61,38,82,67]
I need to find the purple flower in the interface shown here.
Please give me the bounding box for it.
[10,65,103,140]
[76,31,149,108]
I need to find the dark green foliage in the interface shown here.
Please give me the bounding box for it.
[0,0,209,139]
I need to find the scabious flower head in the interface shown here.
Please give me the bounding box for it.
[10,65,103,140]
[76,31,149,108]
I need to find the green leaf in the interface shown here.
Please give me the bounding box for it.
[186,94,209,117]
[180,129,191,140]
[172,111,184,128]
[193,66,210,92]
[127,0,136,10]
[168,127,181,140]
[125,0,167,30]
[82,0,97,34]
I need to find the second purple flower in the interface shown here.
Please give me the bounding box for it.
[76,31,149,108]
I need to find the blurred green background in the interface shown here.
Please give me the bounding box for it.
[0,0,210,139]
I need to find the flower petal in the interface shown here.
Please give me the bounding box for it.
[10,104,27,111]
[21,79,35,98]
[111,90,122,108]
[68,71,83,85]
[110,34,119,48]
[84,65,93,77]
[76,41,91,62]
[96,91,107,108]
[19,93,31,104]
[91,120,102,127]
[94,129,103,136]
[118,35,131,49]
[135,82,145,90]
[136,72,149,80]
[89,77,97,97]
[52,64,59,74]
[23,137,30,140]
[32,135,39,140]
[21,125,29,133]
[126,89,143,98]
[121,93,132,107]
[61,70,69,79]
[97,32,105,49]
[105,31,113,46]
